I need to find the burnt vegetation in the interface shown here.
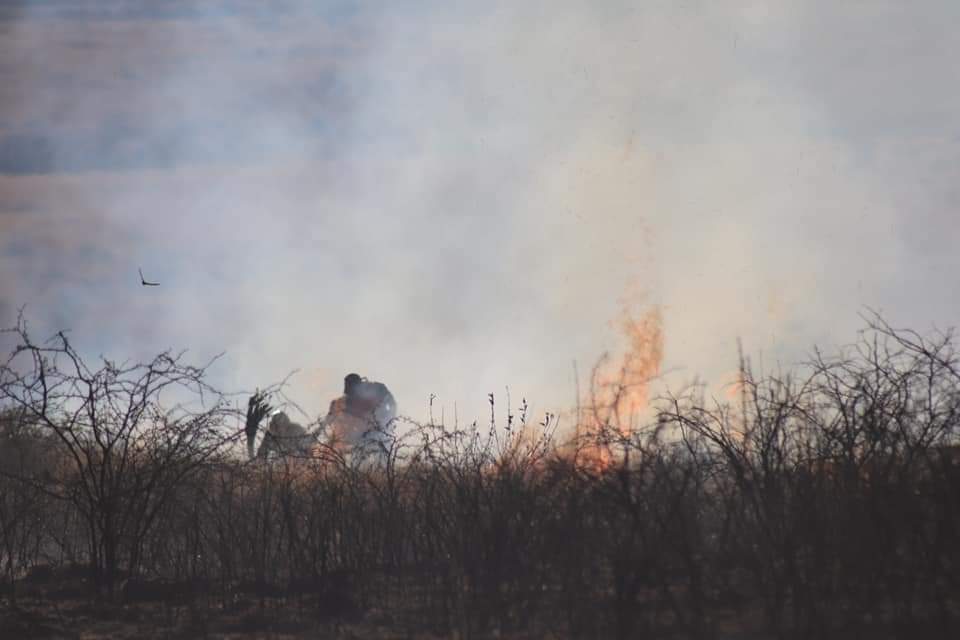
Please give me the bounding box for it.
[0,313,959,639]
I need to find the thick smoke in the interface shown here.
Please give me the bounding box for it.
[2,1,959,427]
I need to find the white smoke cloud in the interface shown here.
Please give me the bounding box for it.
[1,1,958,429]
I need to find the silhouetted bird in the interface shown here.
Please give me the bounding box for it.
[139,268,159,286]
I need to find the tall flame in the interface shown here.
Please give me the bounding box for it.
[575,303,664,470]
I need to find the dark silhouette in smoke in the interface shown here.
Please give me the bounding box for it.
[256,411,314,459]
[325,373,397,456]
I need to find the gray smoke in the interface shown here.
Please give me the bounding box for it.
[2,1,959,426]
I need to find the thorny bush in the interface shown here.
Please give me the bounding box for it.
[1,312,959,639]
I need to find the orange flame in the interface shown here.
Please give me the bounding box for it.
[576,304,664,470]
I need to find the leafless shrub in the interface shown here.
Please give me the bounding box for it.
[1,313,958,638]
[0,315,236,597]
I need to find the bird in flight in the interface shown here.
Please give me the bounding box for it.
[139,268,160,287]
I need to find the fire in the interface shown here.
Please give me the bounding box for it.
[614,305,664,419]
[575,304,664,470]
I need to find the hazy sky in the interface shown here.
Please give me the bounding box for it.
[1,1,959,428]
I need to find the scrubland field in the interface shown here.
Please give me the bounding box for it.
[2,315,959,639]
[2,2,959,639]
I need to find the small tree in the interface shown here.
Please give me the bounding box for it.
[0,317,236,597]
